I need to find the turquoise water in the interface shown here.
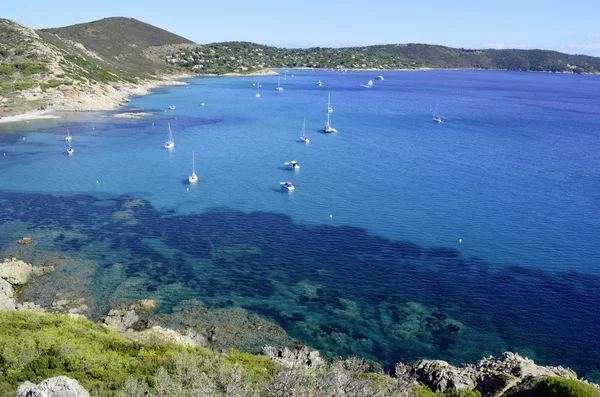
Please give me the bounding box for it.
[1,70,599,378]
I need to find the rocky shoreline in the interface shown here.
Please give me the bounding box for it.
[1,253,599,396]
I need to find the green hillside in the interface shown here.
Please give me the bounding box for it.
[168,41,600,74]
[39,17,194,80]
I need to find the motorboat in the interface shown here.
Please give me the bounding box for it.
[285,160,300,170]
[280,181,295,191]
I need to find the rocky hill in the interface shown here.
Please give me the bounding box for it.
[0,18,191,118]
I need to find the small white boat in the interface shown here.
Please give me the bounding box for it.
[317,80,322,86]
[200,102,205,106]
[360,80,373,88]
[65,128,72,141]
[275,76,284,92]
[169,105,175,110]
[300,118,309,143]
[327,93,333,114]
[280,181,295,191]
[189,150,198,183]
[375,75,384,80]
[285,160,300,170]
[164,123,175,149]
[66,140,74,155]
[255,82,260,98]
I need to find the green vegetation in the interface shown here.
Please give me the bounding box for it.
[413,385,482,397]
[168,41,600,75]
[535,377,599,397]
[0,311,275,396]
[0,61,47,77]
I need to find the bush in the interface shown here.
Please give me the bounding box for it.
[535,377,599,397]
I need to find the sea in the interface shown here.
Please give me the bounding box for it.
[0,70,599,380]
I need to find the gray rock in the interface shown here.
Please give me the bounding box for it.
[0,258,54,285]
[16,375,90,397]
[103,308,139,332]
[101,300,156,332]
[412,352,581,397]
[0,278,16,311]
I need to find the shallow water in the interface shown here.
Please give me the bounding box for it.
[0,70,599,379]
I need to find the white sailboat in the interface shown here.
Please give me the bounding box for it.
[275,76,284,92]
[324,98,338,133]
[168,105,175,110]
[66,139,74,155]
[189,150,198,183]
[65,128,72,141]
[317,80,322,86]
[300,118,309,143]
[164,123,174,149]
[255,82,260,98]
[360,80,373,88]
[375,75,384,80]
[432,108,442,123]
[327,93,333,114]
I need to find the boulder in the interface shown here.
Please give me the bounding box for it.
[412,359,477,392]
[0,278,16,311]
[16,376,90,397]
[102,300,157,332]
[0,258,54,285]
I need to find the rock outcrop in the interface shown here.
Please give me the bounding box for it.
[0,258,54,285]
[16,376,90,397]
[412,352,580,397]
[102,299,157,332]
[0,278,16,311]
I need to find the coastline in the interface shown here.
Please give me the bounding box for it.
[0,72,193,124]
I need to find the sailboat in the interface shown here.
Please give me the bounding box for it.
[188,150,198,183]
[327,93,333,114]
[360,80,373,88]
[324,97,338,133]
[164,123,174,149]
[432,108,442,123]
[275,76,284,92]
[255,81,260,98]
[65,128,72,141]
[317,80,322,86]
[66,139,74,155]
[300,118,309,143]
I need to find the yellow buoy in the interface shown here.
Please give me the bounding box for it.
[458,239,462,244]
[330,214,333,219]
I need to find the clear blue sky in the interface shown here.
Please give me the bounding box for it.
[3,0,600,56]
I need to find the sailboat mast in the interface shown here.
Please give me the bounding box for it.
[192,150,195,173]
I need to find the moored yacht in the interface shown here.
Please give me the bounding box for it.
[376,75,384,80]
[168,105,175,110]
[285,160,300,170]
[164,123,175,149]
[275,76,284,91]
[189,150,198,183]
[280,181,295,191]
[66,140,74,155]
[300,118,309,143]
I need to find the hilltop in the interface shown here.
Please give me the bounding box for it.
[168,41,600,74]
[0,17,192,118]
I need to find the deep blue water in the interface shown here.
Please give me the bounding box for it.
[0,70,599,379]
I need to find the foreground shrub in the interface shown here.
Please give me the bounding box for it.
[535,377,599,397]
